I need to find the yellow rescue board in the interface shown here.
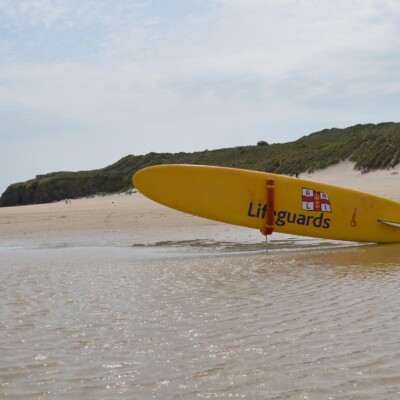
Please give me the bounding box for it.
[133,164,400,243]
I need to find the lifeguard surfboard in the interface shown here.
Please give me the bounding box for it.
[133,164,400,243]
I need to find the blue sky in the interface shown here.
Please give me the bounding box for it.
[1,0,399,195]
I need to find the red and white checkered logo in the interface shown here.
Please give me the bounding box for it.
[302,188,332,213]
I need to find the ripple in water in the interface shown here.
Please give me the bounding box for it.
[0,243,400,399]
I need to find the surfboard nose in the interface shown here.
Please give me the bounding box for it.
[132,166,151,190]
[133,165,167,193]
[132,169,141,189]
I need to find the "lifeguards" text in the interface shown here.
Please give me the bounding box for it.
[247,202,331,229]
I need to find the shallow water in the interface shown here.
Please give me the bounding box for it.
[1,229,400,399]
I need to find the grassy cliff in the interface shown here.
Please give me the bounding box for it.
[1,122,399,207]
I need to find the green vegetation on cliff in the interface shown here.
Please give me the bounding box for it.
[1,122,399,207]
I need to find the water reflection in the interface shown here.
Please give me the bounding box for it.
[0,241,399,399]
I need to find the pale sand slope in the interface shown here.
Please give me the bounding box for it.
[301,160,400,201]
[0,161,399,241]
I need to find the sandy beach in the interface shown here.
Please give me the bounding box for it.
[0,161,399,243]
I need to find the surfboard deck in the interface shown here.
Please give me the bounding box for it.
[133,164,400,243]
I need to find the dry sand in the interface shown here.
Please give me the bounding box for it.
[0,161,399,241]
[301,160,400,201]
[0,191,211,243]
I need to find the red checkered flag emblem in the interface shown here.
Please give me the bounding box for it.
[302,188,332,213]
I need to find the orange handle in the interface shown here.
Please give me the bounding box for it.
[262,178,275,235]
